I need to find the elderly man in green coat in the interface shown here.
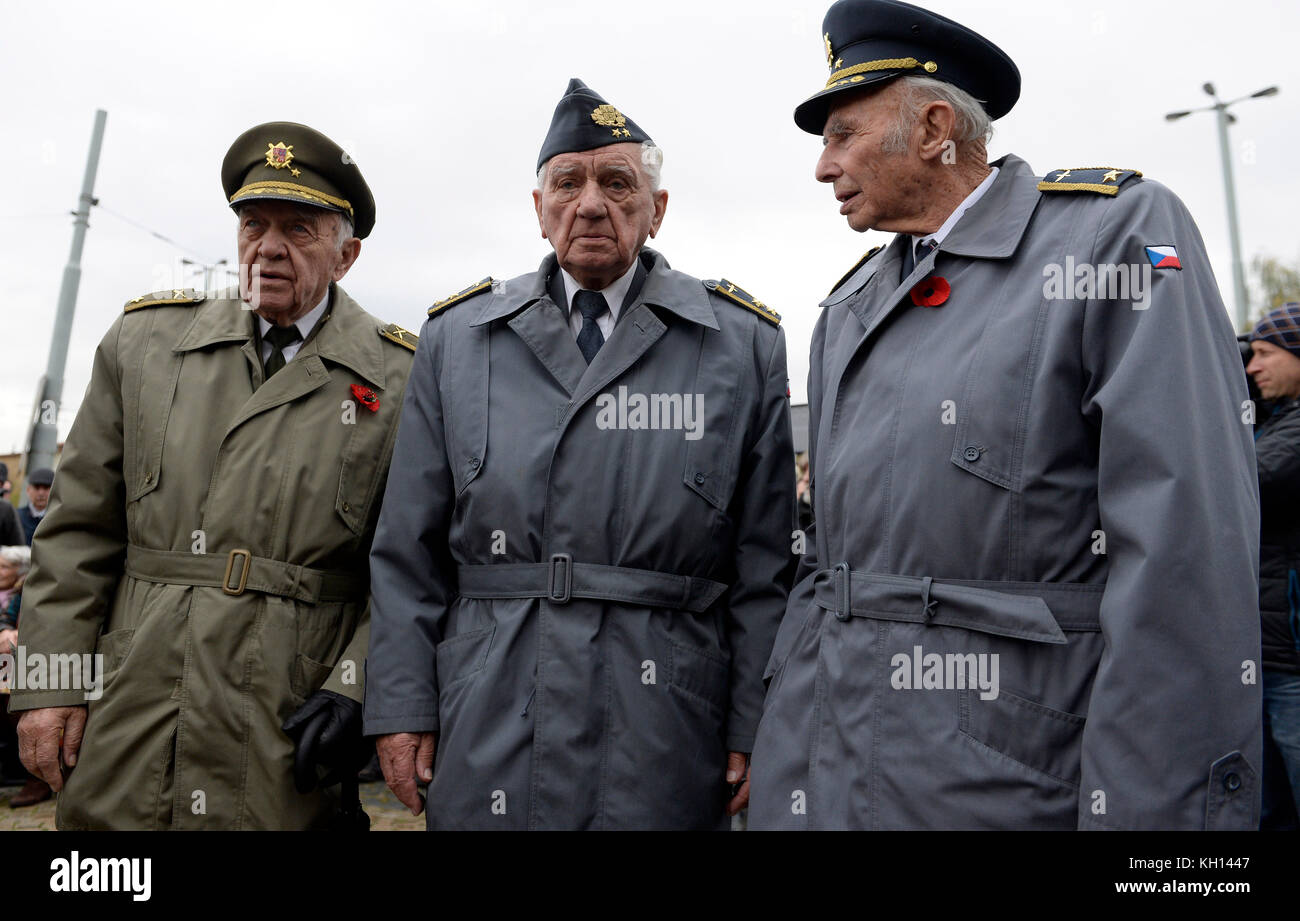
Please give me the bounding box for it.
[10,122,417,829]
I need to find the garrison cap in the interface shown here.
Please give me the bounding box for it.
[537,78,653,172]
[794,0,1020,134]
[221,121,376,239]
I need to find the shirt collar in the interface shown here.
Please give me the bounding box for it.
[911,165,999,251]
[559,259,639,322]
[257,289,330,342]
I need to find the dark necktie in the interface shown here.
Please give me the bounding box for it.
[574,289,607,364]
[263,324,303,379]
[901,237,939,282]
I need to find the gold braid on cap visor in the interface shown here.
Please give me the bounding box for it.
[229,181,354,220]
[825,57,939,88]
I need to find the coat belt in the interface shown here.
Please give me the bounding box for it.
[456,555,728,613]
[812,565,1104,644]
[125,545,368,603]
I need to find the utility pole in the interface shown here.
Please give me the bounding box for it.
[1166,83,1279,331]
[24,109,108,484]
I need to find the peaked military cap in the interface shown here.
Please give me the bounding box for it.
[794,0,1021,135]
[222,121,376,238]
[537,78,653,172]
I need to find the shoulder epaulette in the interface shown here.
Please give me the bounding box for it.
[705,279,780,326]
[829,245,885,296]
[378,323,418,351]
[123,288,206,312]
[428,278,494,317]
[1038,167,1143,197]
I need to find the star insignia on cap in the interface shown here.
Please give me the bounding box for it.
[264,141,294,170]
[591,104,629,137]
[289,167,301,177]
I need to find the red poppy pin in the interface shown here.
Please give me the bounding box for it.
[910,276,951,308]
[350,384,380,413]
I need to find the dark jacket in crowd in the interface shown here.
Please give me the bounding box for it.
[0,503,21,548]
[17,506,40,545]
[1257,396,1300,674]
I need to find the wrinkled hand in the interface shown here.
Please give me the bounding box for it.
[725,751,750,817]
[376,732,436,816]
[17,706,87,792]
[281,690,370,794]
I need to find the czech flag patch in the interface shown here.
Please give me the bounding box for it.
[1144,245,1182,270]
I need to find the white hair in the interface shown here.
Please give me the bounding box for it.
[0,545,31,577]
[536,140,664,192]
[881,75,993,153]
[334,213,355,248]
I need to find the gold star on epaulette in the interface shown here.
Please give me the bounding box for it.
[428,278,495,317]
[123,288,206,312]
[706,278,780,326]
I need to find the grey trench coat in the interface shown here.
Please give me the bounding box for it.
[749,155,1262,830]
[364,248,796,829]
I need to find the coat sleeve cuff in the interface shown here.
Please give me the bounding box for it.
[7,688,92,711]
[725,732,755,754]
[362,713,440,736]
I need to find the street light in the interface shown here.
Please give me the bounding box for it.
[181,257,235,293]
[1166,83,1280,331]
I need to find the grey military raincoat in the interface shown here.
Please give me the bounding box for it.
[10,285,415,829]
[749,155,1262,830]
[364,248,796,829]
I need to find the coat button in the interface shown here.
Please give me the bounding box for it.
[468,457,480,469]
[342,502,351,513]
[144,471,153,484]
[963,446,981,462]
[1223,771,1242,792]
[694,472,706,485]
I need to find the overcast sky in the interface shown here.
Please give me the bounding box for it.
[2,0,1298,454]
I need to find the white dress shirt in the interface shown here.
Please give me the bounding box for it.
[257,291,330,365]
[910,165,1000,253]
[560,260,639,341]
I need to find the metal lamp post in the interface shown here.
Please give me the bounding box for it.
[1166,83,1279,331]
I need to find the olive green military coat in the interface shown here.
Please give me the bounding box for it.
[10,284,415,830]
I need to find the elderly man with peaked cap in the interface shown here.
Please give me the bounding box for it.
[364,79,797,829]
[10,121,418,829]
[749,0,1262,829]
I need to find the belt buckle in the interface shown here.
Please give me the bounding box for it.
[833,562,851,621]
[223,548,252,596]
[548,553,572,604]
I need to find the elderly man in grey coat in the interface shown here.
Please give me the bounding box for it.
[364,79,796,829]
[749,0,1261,830]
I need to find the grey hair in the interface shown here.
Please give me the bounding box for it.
[0,545,31,577]
[536,140,664,192]
[881,75,993,153]
[334,213,355,248]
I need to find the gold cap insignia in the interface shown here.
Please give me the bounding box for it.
[824,32,833,68]
[590,104,631,138]
[265,141,294,170]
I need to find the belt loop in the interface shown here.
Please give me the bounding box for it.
[833,562,851,621]
[920,576,937,622]
[548,553,572,604]
[222,548,251,596]
[287,563,305,602]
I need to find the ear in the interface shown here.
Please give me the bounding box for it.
[648,189,668,238]
[533,189,548,240]
[915,100,957,163]
[332,238,362,281]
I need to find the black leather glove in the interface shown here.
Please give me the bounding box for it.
[282,689,372,794]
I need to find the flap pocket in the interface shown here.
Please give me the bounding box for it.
[94,627,136,676]
[441,322,489,498]
[960,687,1085,788]
[291,653,336,701]
[435,624,494,689]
